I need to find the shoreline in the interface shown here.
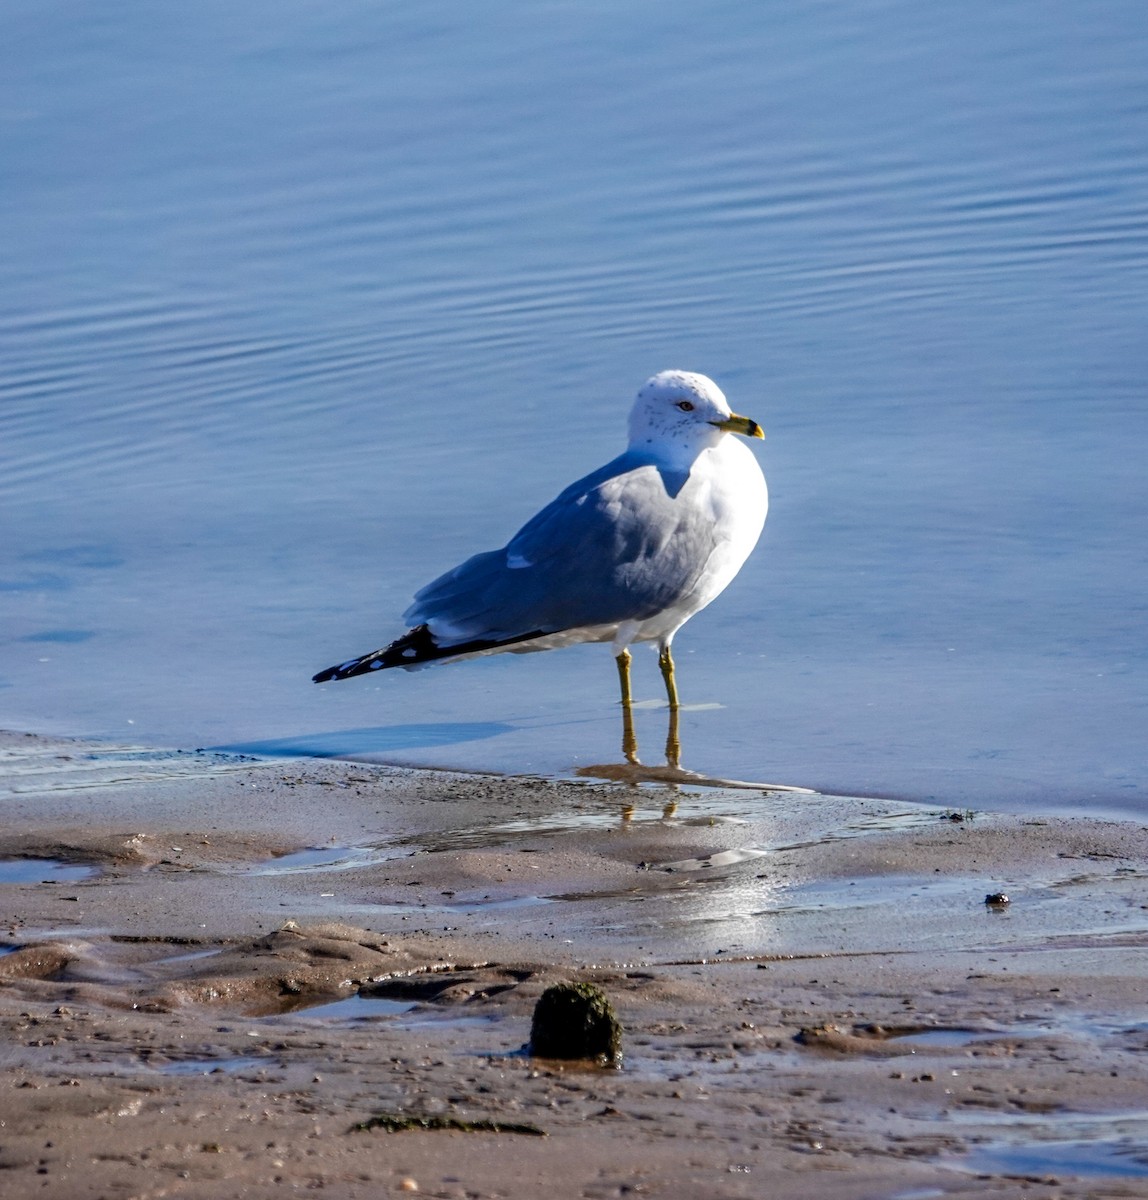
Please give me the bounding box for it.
[7,711,1147,823]
[2,729,1147,1198]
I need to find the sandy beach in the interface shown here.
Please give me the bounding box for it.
[2,728,1147,1199]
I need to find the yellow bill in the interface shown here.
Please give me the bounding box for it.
[711,412,764,439]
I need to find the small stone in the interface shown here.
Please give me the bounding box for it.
[984,893,1010,907]
[399,1178,419,1192]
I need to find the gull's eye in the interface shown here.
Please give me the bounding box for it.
[676,400,695,412]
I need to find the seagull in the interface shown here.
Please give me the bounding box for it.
[313,370,767,763]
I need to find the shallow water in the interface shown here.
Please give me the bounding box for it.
[2,2,1146,813]
[0,858,96,885]
[247,843,399,876]
[962,1138,1148,1180]
[159,1055,273,1077]
[949,1114,1148,1181]
[274,994,416,1023]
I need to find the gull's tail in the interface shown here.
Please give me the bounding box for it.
[312,623,545,682]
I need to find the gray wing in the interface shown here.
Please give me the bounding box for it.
[403,452,719,645]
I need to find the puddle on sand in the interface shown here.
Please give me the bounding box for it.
[941,1108,1148,1179]
[10,926,110,942]
[159,1056,276,1076]
[409,787,835,853]
[329,895,553,923]
[416,811,655,853]
[0,858,97,884]
[774,873,985,914]
[774,808,947,851]
[152,946,224,966]
[449,894,553,914]
[638,809,945,874]
[653,847,771,872]
[889,1027,1024,1048]
[415,795,947,877]
[399,1013,497,1032]
[271,993,417,1022]
[892,1016,1148,1049]
[802,1024,1037,1051]
[246,844,400,876]
[954,1136,1148,1179]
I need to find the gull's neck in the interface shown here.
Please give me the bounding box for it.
[628,429,724,471]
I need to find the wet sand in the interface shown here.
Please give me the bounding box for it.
[2,729,1147,1199]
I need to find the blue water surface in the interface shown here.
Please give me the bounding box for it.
[2,1,1146,813]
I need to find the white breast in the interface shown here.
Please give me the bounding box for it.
[634,436,767,643]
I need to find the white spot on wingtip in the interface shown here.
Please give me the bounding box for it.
[369,660,384,669]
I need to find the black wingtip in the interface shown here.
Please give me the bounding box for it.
[312,624,550,683]
[311,649,388,683]
[311,625,443,683]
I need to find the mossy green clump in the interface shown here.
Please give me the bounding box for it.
[529,981,622,1067]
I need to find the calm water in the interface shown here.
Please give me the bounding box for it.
[2,1,1147,813]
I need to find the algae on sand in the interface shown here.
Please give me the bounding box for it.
[351,1114,546,1136]
[529,981,623,1067]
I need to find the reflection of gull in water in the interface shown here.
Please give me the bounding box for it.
[314,370,768,772]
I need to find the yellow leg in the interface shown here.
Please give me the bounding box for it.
[615,649,639,765]
[658,644,682,768]
[658,644,680,709]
